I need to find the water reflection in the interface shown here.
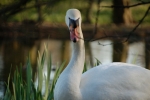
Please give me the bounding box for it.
[0,39,145,97]
[0,82,4,97]
[90,40,113,65]
[39,39,65,68]
[127,41,145,67]
[0,39,38,98]
[0,46,4,97]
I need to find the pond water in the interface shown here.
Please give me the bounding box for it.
[0,39,145,97]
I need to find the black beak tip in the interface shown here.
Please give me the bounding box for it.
[73,38,77,43]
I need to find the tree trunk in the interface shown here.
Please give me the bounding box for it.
[145,38,150,69]
[113,42,128,62]
[84,0,94,23]
[35,0,42,22]
[112,0,132,62]
[112,0,133,25]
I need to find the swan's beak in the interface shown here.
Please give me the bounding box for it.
[69,18,79,43]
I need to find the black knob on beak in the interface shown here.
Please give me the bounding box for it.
[69,18,79,28]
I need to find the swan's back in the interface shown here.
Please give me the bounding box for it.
[80,63,150,100]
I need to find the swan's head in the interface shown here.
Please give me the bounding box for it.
[65,9,82,43]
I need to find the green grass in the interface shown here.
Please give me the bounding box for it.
[6,0,150,25]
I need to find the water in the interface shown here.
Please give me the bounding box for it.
[0,51,4,97]
[90,40,113,64]
[0,39,145,97]
[127,42,145,66]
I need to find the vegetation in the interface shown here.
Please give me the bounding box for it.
[2,44,101,100]
[2,45,65,100]
[1,0,149,25]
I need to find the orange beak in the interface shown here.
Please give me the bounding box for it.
[69,18,79,43]
[69,26,79,43]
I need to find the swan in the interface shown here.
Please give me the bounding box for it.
[54,9,150,100]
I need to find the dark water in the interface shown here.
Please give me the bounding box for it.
[0,39,38,97]
[0,39,145,97]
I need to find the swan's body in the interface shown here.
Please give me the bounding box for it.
[54,9,150,100]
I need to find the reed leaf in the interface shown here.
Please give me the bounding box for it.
[3,44,78,100]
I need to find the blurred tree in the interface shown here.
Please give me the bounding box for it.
[112,0,133,62]
[35,0,42,22]
[112,0,133,25]
[84,0,94,23]
[0,0,31,21]
[145,35,150,69]
[0,0,63,22]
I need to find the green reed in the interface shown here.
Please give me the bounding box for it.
[3,45,65,100]
[3,44,98,100]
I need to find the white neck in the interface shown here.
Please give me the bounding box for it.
[55,28,85,100]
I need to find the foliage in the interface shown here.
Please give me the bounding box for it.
[94,57,102,66]
[1,0,149,24]
[2,43,100,100]
[3,45,65,100]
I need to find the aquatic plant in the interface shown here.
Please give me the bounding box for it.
[3,45,65,100]
[2,44,97,100]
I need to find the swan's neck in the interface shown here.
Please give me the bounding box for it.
[66,35,85,80]
[55,28,85,100]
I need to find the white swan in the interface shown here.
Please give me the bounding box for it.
[54,9,150,100]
